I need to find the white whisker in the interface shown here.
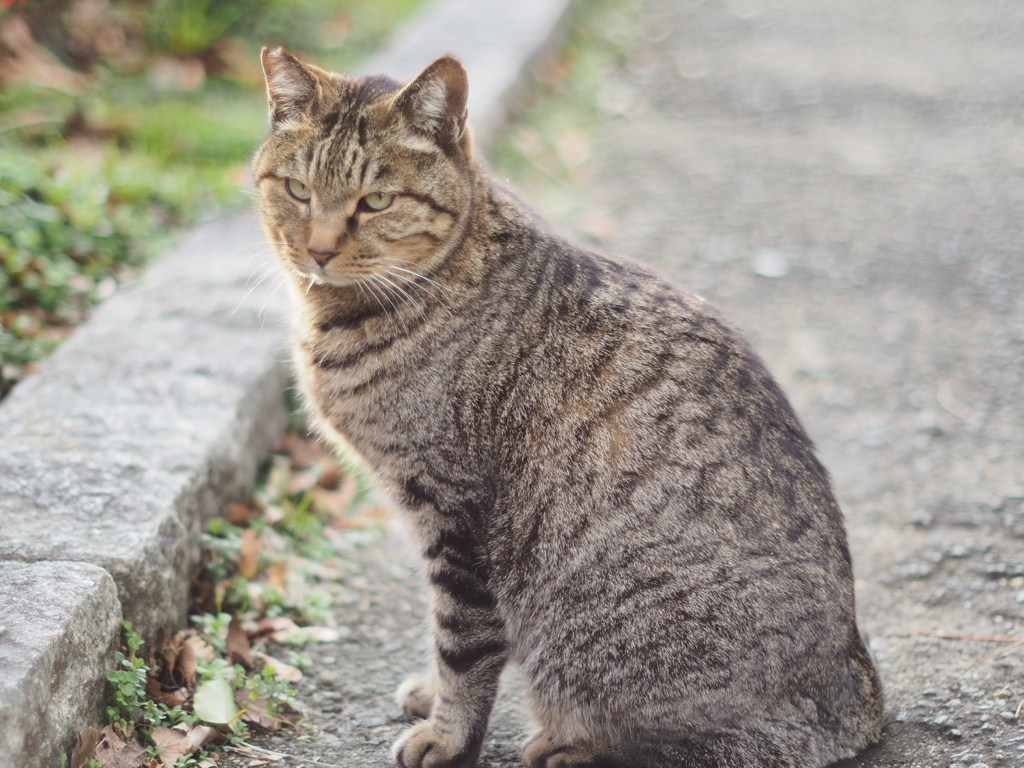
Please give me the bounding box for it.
[229,240,287,260]
[369,273,410,336]
[380,261,455,308]
[235,264,278,313]
[378,270,429,326]
[361,275,401,338]
[353,274,372,307]
[258,271,289,323]
[382,268,449,322]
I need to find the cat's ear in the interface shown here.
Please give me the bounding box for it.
[261,47,318,129]
[393,55,469,151]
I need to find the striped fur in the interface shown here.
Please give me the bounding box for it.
[254,50,884,768]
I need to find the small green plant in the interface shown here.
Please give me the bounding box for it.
[195,655,241,683]
[105,621,154,729]
[189,612,232,655]
[106,621,206,740]
[242,663,299,717]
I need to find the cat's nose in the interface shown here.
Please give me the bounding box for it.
[308,248,339,267]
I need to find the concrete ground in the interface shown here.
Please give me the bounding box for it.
[254,1,1024,767]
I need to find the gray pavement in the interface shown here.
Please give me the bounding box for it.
[254,1,1024,767]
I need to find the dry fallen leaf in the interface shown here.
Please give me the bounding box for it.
[264,560,288,592]
[151,724,215,767]
[158,631,184,669]
[184,634,217,664]
[241,697,278,732]
[316,456,344,489]
[176,634,199,687]
[246,616,297,637]
[237,528,262,579]
[93,725,146,768]
[278,431,317,469]
[311,477,356,522]
[225,502,255,525]
[253,650,303,682]
[227,616,255,669]
[146,676,188,708]
[249,615,339,645]
[286,469,319,495]
[71,726,101,768]
[292,625,340,643]
[262,504,286,525]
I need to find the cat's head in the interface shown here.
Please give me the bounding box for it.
[253,49,474,289]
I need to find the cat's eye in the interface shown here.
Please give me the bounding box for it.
[285,178,312,202]
[361,192,395,212]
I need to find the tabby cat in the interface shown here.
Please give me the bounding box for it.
[253,48,884,768]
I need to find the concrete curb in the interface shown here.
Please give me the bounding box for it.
[0,1,575,765]
[0,562,122,768]
[0,211,290,767]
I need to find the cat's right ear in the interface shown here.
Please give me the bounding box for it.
[261,47,318,130]
[392,55,470,152]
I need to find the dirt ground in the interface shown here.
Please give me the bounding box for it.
[241,1,1024,766]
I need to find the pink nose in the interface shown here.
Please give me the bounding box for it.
[308,248,338,267]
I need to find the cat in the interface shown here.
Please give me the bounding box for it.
[253,47,884,768]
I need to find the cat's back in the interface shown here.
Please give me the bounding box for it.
[478,193,839,531]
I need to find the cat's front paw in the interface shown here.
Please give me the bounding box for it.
[523,733,625,768]
[393,720,481,768]
[396,673,438,719]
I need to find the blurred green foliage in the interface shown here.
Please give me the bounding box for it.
[144,0,260,55]
[0,0,423,396]
[0,144,168,378]
[491,0,646,224]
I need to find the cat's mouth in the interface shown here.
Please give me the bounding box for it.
[291,253,369,289]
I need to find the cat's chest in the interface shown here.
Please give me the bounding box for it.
[297,323,465,446]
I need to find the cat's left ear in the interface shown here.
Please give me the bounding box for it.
[261,47,319,130]
[393,55,469,151]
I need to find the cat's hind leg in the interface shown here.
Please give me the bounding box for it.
[522,733,634,768]
[396,672,438,719]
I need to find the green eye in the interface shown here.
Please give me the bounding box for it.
[285,178,311,202]
[361,192,395,211]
